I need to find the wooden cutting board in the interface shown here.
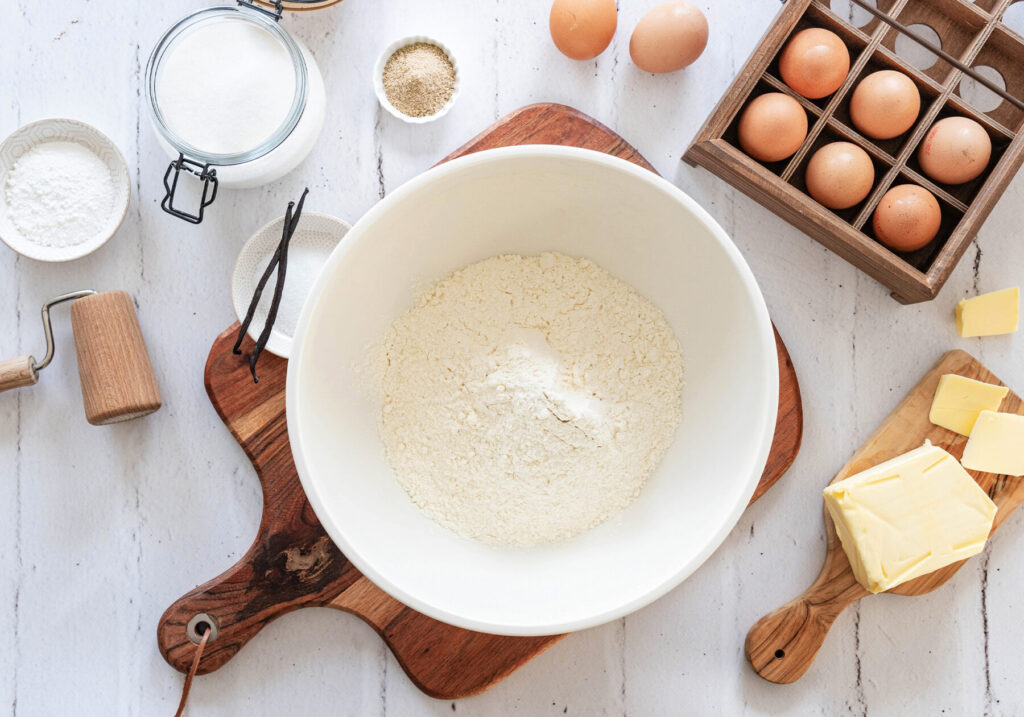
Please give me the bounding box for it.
[157,103,805,699]
[747,349,1024,684]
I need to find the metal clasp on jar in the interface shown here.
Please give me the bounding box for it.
[237,0,284,22]
[161,153,219,225]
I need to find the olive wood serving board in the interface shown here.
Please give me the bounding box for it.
[747,349,1024,685]
[157,103,804,699]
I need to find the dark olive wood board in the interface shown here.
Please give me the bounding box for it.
[747,349,1024,684]
[157,103,805,700]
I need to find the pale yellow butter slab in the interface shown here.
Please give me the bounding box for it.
[956,287,1019,338]
[962,411,1024,477]
[823,443,996,594]
[929,373,1009,436]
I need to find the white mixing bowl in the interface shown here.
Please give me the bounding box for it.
[288,146,778,636]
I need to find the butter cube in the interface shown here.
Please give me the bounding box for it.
[956,287,1019,337]
[823,443,996,594]
[962,411,1024,477]
[929,373,1009,436]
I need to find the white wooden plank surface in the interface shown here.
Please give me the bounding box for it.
[1,0,1023,714]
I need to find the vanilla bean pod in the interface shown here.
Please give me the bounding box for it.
[249,188,308,381]
[232,187,310,381]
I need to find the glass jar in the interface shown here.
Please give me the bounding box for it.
[145,1,337,223]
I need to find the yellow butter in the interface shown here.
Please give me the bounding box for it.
[823,443,996,594]
[929,373,1009,436]
[956,287,1020,337]
[962,411,1024,477]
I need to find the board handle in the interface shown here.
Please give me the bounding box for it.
[746,566,868,683]
[157,528,359,675]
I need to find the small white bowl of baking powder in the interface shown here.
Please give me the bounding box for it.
[0,118,130,262]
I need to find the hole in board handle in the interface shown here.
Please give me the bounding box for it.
[775,648,786,659]
[186,613,220,644]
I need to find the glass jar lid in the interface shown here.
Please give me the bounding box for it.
[145,4,308,167]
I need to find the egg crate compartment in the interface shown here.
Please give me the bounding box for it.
[685,0,1024,304]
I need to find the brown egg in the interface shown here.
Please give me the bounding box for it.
[918,117,992,185]
[805,142,874,209]
[549,0,617,60]
[778,28,850,99]
[850,70,921,140]
[737,93,808,163]
[872,184,942,252]
[630,1,709,74]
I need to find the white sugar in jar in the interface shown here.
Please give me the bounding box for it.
[145,2,330,223]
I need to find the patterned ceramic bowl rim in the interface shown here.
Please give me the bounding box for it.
[0,118,131,262]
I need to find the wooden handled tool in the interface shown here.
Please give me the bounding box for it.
[0,290,162,425]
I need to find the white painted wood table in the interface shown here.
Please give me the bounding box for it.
[2,1,1024,714]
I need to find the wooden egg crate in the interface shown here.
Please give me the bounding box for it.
[684,0,1024,304]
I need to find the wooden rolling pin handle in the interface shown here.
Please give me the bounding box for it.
[745,570,867,684]
[0,355,38,392]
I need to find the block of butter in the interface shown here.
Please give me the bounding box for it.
[823,443,997,594]
[956,287,1020,337]
[962,411,1024,477]
[929,373,1009,436]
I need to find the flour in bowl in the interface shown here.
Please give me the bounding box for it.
[374,252,684,546]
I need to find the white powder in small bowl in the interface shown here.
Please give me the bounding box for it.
[4,140,116,248]
[252,241,332,338]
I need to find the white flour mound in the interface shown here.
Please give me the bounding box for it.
[375,252,684,546]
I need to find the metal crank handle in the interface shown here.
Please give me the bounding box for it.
[0,290,96,393]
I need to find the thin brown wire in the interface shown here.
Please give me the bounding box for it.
[848,0,1024,111]
[173,627,211,717]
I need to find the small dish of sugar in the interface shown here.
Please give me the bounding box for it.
[0,118,130,262]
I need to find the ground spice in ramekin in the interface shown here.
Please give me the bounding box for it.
[382,42,456,118]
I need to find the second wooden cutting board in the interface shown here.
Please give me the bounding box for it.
[747,349,1024,684]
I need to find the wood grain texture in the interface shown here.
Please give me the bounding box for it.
[156,104,804,700]
[440,103,656,171]
[684,0,1024,303]
[69,291,162,425]
[0,355,38,392]
[746,349,1024,684]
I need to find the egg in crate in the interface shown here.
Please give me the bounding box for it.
[737,93,808,163]
[805,141,875,210]
[778,28,850,99]
[873,184,942,252]
[919,117,992,185]
[630,1,709,74]
[549,0,617,60]
[850,70,921,140]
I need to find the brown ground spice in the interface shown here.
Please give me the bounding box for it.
[382,42,456,118]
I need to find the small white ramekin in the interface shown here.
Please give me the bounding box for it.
[374,36,461,124]
[232,211,350,359]
[0,118,130,262]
